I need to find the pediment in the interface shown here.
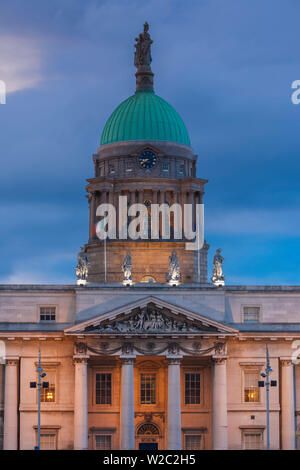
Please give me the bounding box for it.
[65,296,237,336]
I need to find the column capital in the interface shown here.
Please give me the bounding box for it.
[4,357,19,366]
[73,355,89,365]
[120,356,136,365]
[166,357,182,365]
[212,355,227,365]
[280,358,293,366]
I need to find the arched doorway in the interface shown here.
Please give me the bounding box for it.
[136,422,160,450]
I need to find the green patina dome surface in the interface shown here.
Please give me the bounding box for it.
[100,90,190,146]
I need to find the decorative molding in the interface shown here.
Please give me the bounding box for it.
[73,356,89,364]
[212,356,227,365]
[74,342,87,355]
[84,304,219,335]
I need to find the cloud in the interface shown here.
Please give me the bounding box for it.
[0,251,75,284]
[0,35,43,93]
[206,208,300,236]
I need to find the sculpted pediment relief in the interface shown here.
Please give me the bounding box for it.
[84,303,219,335]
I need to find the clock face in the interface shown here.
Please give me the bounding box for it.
[138,149,157,169]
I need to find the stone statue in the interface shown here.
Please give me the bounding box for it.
[166,250,180,285]
[211,248,225,286]
[75,247,90,285]
[134,22,153,68]
[94,306,202,334]
[122,250,133,285]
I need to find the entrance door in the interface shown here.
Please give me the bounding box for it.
[139,443,158,450]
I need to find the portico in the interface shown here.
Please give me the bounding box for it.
[66,297,235,450]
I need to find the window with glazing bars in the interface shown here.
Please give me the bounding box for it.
[185,373,200,404]
[40,307,56,322]
[140,374,156,404]
[95,373,112,405]
[243,307,260,323]
[40,371,55,403]
[243,431,263,450]
[40,433,56,450]
[244,371,260,402]
[95,435,112,450]
[185,434,202,450]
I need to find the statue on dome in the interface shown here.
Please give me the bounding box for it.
[166,250,180,285]
[75,246,90,285]
[122,250,133,285]
[134,22,153,68]
[211,249,225,286]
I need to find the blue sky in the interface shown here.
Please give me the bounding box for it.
[0,0,299,285]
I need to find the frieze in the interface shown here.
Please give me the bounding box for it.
[85,304,219,335]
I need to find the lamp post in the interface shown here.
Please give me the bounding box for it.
[29,344,48,450]
[258,345,277,450]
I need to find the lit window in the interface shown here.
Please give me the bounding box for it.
[40,371,56,403]
[185,373,200,404]
[95,435,112,450]
[96,373,111,405]
[109,164,115,174]
[140,374,156,404]
[185,435,202,450]
[162,162,169,172]
[243,307,260,323]
[40,433,57,450]
[244,371,260,403]
[40,307,56,322]
[242,430,263,450]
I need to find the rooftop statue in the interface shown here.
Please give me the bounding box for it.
[75,246,90,285]
[166,250,180,285]
[122,250,133,285]
[211,248,225,286]
[134,22,153,69]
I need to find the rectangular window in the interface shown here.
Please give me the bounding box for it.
[96,373,112,405]
[109,164,115,174]
[243,431,263,450]
[243,306,260,323]
[244,371,260,403]
[185,373,200,404]
[40,371,56,403]
[40,307,56,322]
[140,374,156,404]
[40,433,57,450]
[126,162,133,172]
[185,434,202,450]
[95,435,112,450]
[162,162,169,172]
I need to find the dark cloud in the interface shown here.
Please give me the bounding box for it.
[0,0,300,284]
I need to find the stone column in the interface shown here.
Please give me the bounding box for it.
[89,191,97,240]
[74,357,88,450]
[212,357,228,449]
[167,358,181,450]
[3,358,19,450]
[281,359,295,450]
[120,358,135,450]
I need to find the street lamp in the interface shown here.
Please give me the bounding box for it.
[29,344,49,450]
[258,345,277,450]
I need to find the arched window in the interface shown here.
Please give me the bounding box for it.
[140,276,156,283]
[137,423,160,436]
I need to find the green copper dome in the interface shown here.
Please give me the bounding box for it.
[100,90,190,147]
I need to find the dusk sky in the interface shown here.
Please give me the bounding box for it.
[0,0,300,285]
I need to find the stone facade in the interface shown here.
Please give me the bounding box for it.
[0,285,300,450]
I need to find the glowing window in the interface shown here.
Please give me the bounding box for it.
[244,371,260,403]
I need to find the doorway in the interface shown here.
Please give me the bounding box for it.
[139,442,158,450]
